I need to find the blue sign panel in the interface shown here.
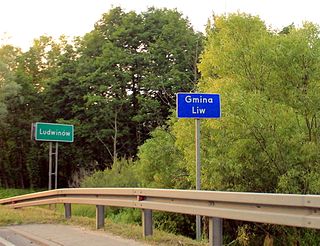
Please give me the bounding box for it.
[176,93,221,118]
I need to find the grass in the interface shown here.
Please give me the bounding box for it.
[0,206,66,226]
[0,189,207,246]
[54,203,97,218]
[0,188,38,198]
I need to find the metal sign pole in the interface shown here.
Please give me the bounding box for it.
[195,119,201,240]
[55,142,58,189]
[176,93,221,243]
[48,142,52,190]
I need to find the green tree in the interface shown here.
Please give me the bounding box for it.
[0,36,70,188]
[172,14,320,195]
[0,45,21,120]
[53,7,203,170]
[172,13,320,244]
[0,45,26,187]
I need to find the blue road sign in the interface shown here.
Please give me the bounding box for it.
[176,93,221,118]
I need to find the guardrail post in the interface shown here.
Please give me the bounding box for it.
[64,203,71,219]
[96,205,105,229]
[209,217,223,246]
[142,209,153,237]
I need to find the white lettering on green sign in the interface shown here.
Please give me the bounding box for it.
[34,122,74,142]
[39,129,71,137]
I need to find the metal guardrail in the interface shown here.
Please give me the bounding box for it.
[1,188,320,246]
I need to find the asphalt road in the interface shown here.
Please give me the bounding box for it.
[0,224,147,246]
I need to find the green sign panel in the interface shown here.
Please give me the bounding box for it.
[35,122,74,142]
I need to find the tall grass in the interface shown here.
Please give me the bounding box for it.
[0,188,37,199]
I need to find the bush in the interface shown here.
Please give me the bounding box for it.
[81,158,138,188]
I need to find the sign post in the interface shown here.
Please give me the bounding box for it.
[195,118,201,239]
[32,122,74,190]
[177,93,221,241]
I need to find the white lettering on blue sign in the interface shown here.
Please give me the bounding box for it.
[185,95,214,104]
[192,106,206,114]
[176,93,221,118]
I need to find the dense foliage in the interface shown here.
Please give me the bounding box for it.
[197,14,320,195]
[0,7,202,188]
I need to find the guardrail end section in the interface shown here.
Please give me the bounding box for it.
[64,203,71,219]
[142,209,153,237]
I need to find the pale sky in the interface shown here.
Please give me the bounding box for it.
[1,0,320,50]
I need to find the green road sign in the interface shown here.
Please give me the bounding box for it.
[35,122,74,142]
